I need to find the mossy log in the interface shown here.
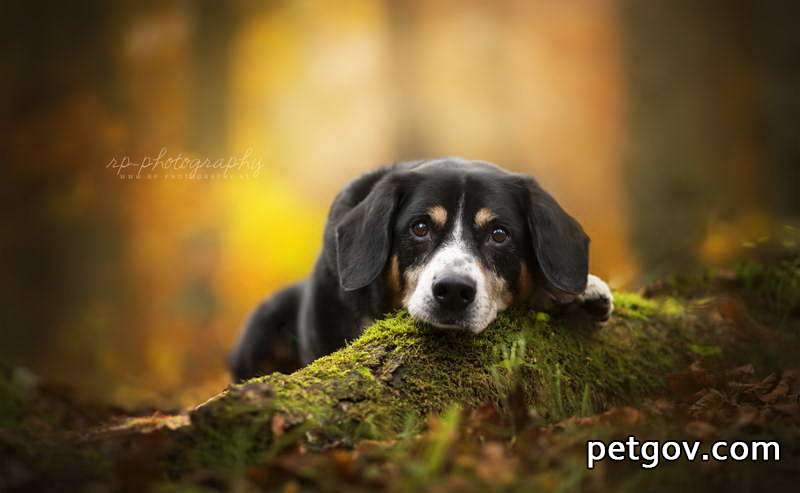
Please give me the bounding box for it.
[179,291,736,471]
[5,258,797,492]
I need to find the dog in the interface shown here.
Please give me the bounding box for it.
[229,158,613,381]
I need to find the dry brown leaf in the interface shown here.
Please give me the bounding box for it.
[600,406,647,426]
[726,364,755,381]
[271,414,287,437]
[689,389,727,419]
[772,403,800,417]
[475,442,518,486]
[685,420,717,440]
[759,379,790,403]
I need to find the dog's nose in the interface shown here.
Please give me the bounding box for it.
[432,276,476,311]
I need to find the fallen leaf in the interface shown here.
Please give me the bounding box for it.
[600,406,647,426]
[726,364,755,381]
[271,414,287,437]
[772,403,800,417]
[759,379,789,403]
[690,389,727,419]
[733,405,765,429]
[474,442,518,486]
[685,420,717,440]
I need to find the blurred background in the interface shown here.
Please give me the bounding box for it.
[1,0,798,409]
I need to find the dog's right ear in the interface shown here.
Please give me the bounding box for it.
[519,175,590,297]
[335,176,399,291]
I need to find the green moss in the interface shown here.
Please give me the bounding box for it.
[178,418,268,473]
[176,292,699,476]
[155,483,218,493]
[614,292,685,320]
[0,366,31,427]
[659,297,685,317]
[613,292,658,320]
[689,343,722,357]
[405,403,462,486]
[736,255,800,318]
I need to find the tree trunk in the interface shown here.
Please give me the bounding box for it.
[176,288,739,471]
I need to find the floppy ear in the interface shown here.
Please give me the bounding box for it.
[335,177,399,291]
[522,177,589,295]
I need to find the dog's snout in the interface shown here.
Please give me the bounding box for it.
[432,275,476,311]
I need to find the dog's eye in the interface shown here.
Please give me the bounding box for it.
[490,227,509,244]
[411,221,430,238]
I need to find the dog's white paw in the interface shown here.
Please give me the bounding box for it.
[577,274,614,324]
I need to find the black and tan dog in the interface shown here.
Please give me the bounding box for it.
[229,158,613,381]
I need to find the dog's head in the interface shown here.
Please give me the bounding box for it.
[335,158,589,333]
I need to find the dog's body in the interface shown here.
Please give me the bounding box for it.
[229,158,613,381]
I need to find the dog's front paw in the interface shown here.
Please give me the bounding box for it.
[577,274,614,324]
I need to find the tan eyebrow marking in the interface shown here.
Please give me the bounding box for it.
[387,254,402,308]
[474,207,497,228]
[517,261,532,300]
[427,205,448,227]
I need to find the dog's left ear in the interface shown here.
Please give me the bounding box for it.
[335,176,399,291]
[520,176,589,296]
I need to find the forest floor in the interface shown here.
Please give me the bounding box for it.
[2,253,799,492]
